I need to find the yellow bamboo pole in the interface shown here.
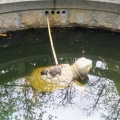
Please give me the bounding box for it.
[46,15,58,65]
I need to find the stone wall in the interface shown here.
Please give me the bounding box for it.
[0,0,120,33]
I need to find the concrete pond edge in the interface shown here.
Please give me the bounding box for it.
[0,0,120,33]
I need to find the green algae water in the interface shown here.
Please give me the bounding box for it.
[0,27,120,120]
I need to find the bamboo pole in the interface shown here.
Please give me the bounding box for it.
[46,15,58,65]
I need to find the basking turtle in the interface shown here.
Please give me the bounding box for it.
[41,66,61,77]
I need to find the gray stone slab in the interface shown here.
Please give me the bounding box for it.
[0,0,46,4]
[0,0,120,14]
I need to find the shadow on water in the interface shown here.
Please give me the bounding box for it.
[0,27,120,120]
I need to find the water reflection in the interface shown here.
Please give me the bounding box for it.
[83,75,120,120]
[0,27,120,119]
[0,56,120,120]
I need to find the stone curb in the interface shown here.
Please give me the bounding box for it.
[0,0,120,33]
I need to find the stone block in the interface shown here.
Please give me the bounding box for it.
[114,14,120,30]
[0,19,3,33]
[90,11,117,29]
[0,12,18,32]
[68,9,91,26]
[49,14,62,26]
[20,10,43,28]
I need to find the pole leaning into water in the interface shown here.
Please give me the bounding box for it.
[46,15,58,65]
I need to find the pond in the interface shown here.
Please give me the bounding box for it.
[0,27,120,120]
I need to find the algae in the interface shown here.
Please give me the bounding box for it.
[30,66,84,92]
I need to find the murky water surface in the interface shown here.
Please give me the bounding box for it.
[0,28,120,120]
